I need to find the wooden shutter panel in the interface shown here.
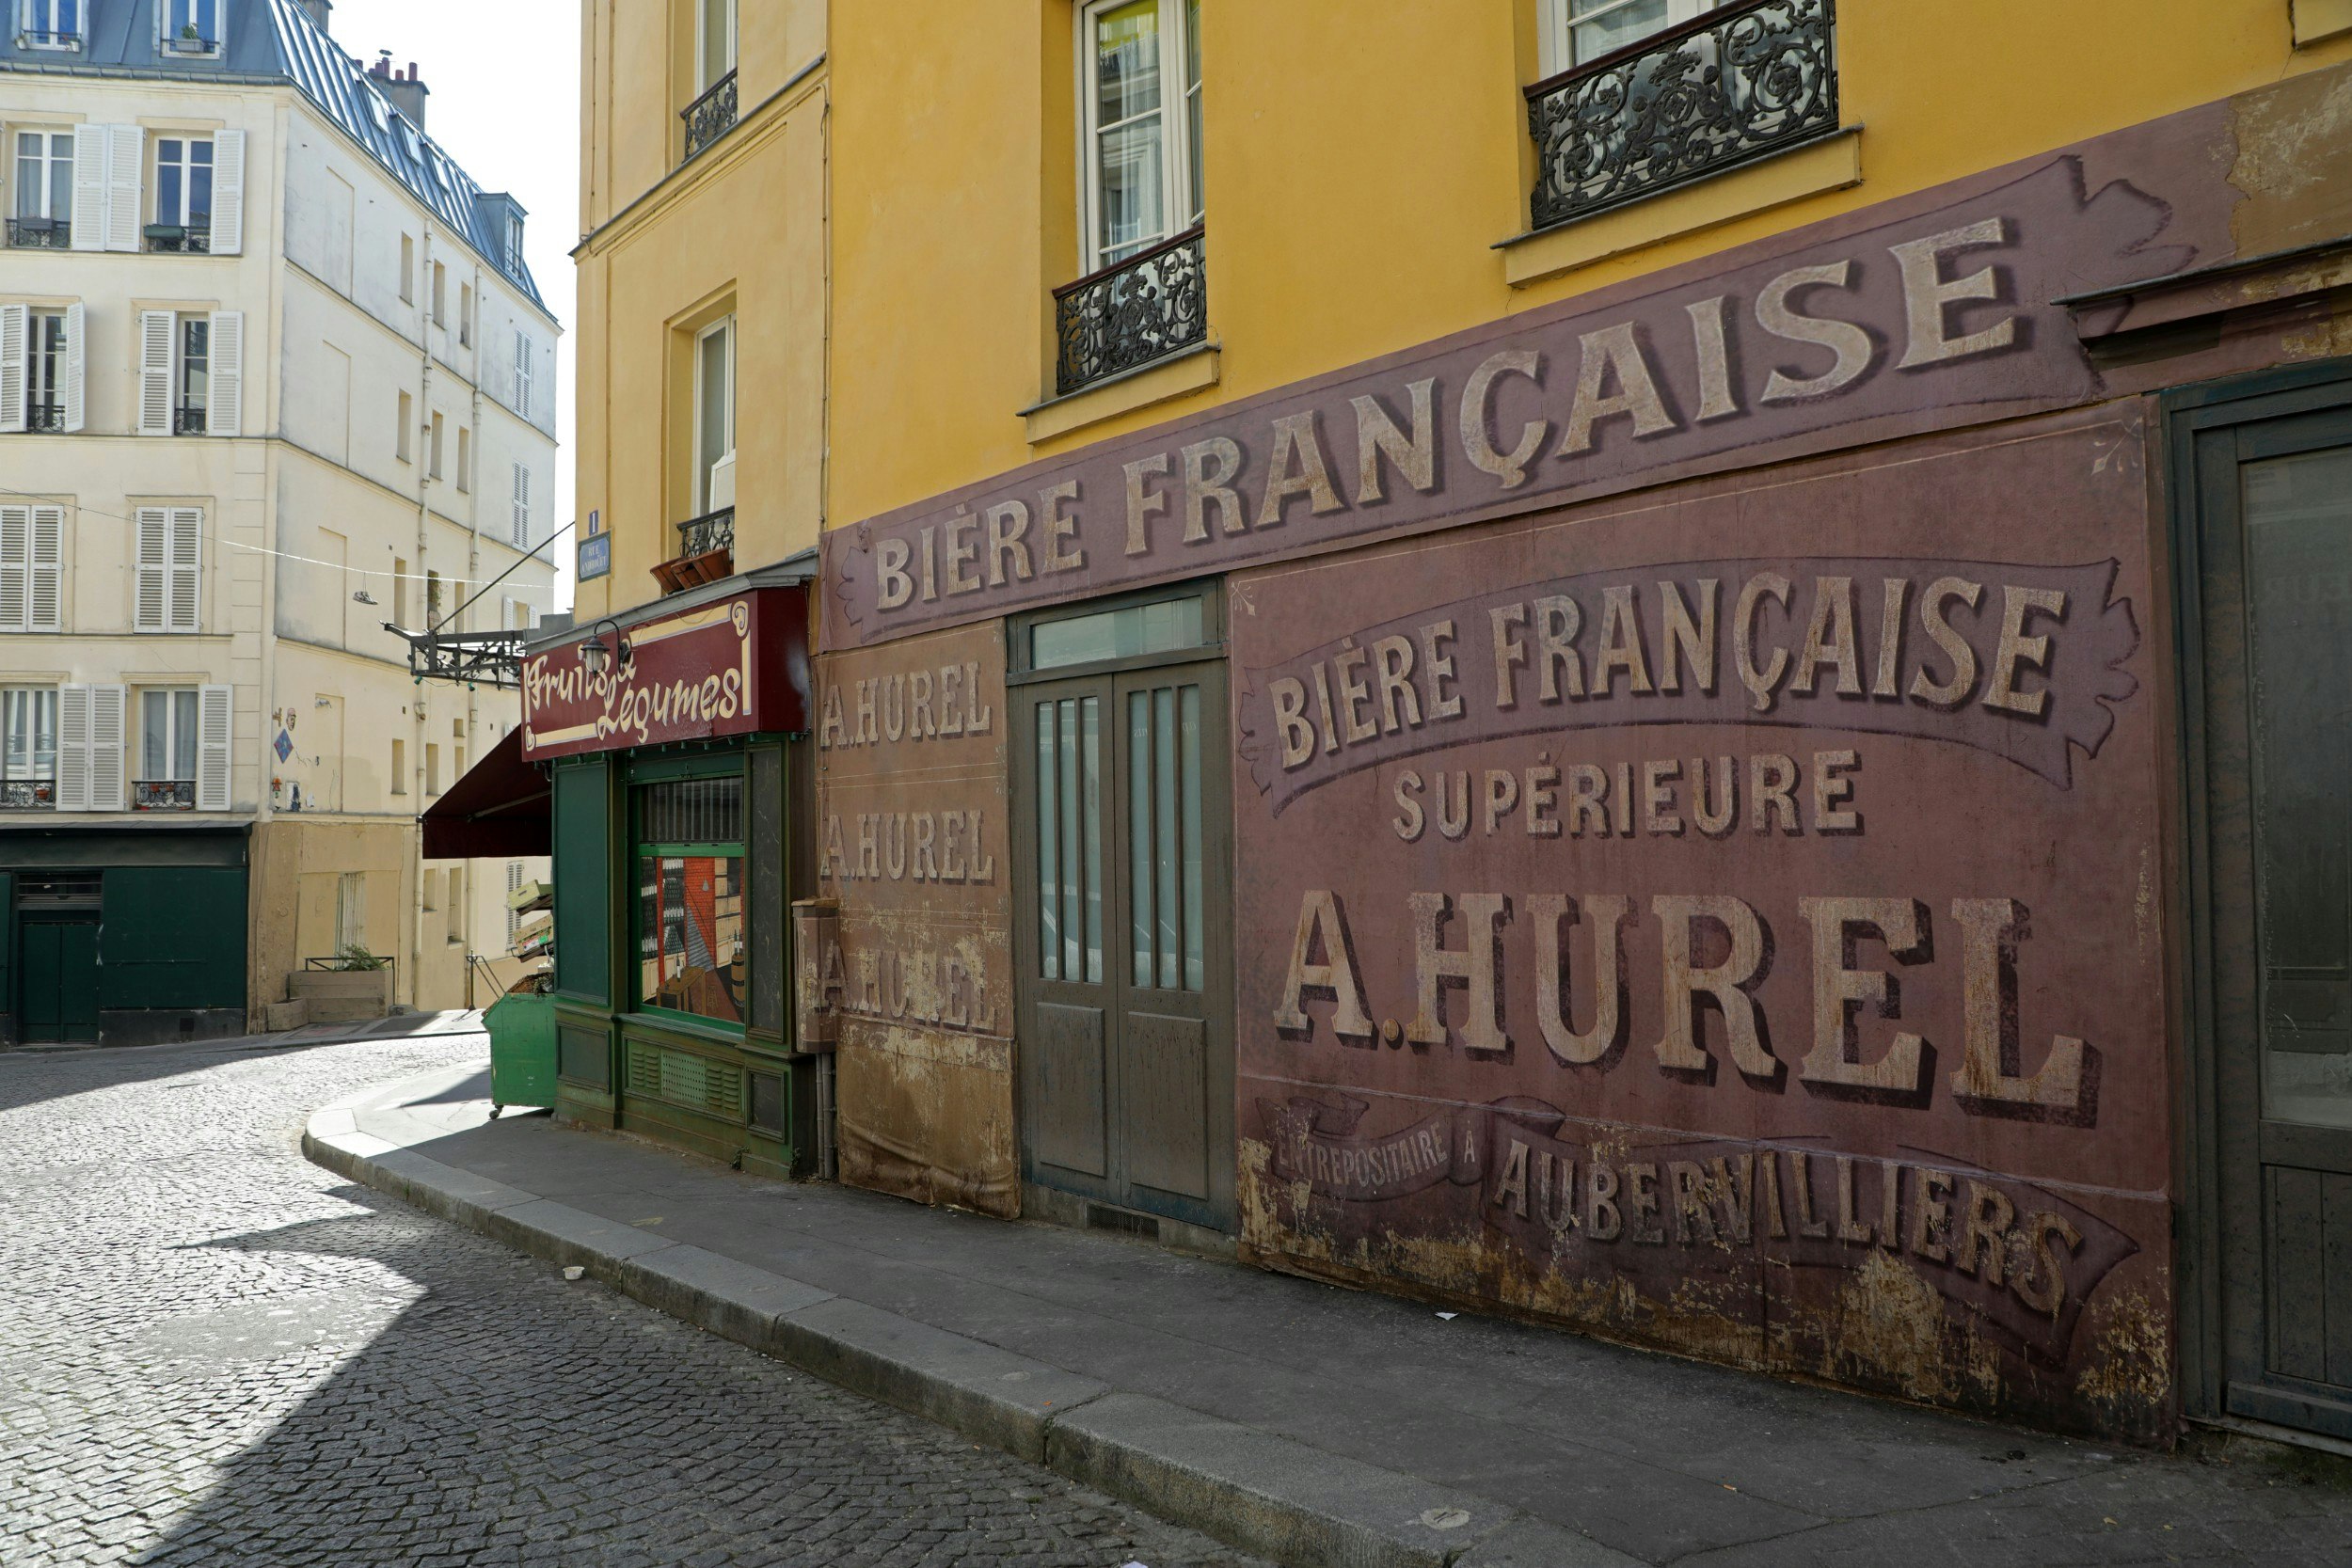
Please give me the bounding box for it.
[62,302,85,434]
[88,684,125,811]
[104,125,143,255]
[197,683,231,810]
[0,507,27,632]
[56,684,90,812]
[71,125,106,252]
[208,310,244,436]
[135,507,167,631]
[511,463,529,546]
[139,311,175,436]
[209,129,245,255]
[0,305,24,433]
[168,507,201,632]
[28,506,62,633]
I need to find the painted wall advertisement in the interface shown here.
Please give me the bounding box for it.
[1229,406,2171,1438]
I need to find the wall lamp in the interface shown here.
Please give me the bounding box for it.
[579,617,632,678]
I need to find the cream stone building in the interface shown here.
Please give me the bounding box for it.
[0,0,557,1044]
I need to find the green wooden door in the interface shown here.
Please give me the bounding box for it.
[2184,381,2352,1441]
[23,921,100,1043]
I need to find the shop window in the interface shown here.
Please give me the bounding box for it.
[634,773,746,1026]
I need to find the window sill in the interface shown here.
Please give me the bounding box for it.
[1497,126,1863,291]
[1021,341,1219,446]
[2296,0,2352,43]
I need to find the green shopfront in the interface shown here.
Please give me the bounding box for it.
[524,567,818,1175]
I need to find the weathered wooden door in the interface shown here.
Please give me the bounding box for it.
[2183,375,2352,1440]
[1013,588,1233,1233]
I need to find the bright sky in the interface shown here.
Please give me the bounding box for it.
[325,0,582,616]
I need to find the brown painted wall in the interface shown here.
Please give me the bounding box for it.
[1229,403,2175,1439]
[813,621,1018,1215]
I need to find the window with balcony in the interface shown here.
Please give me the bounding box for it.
[682,0,738,159]
[149,137,213,252]
[19,0,80,47]
[177,315,208,433]
[135,688,198,810]
[1,688,56,810]
[4,304,81,434]
[658,315,734,592]
[162,0,220,55]
[1524,0,1837,232]
[1058,0,1205,395]
[136,309,239,436]
[11,130,72,246]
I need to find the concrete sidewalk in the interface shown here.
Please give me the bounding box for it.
[305,1060,2352,1568]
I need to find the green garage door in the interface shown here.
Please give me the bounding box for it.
[99,867,247,1012]
[22,921,100,1043]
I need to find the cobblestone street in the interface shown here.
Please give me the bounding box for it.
[0,1035,1263,1568]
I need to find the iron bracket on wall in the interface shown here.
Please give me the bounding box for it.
[387,624,526,689]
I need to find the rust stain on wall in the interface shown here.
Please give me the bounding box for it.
[816,621,1019,1216]
[1231,407,2176,1441]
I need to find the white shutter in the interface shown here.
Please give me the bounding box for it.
[135,507,167,630]
[514,333,532,420]
[511,463,529,546]
[56,683,89,811]
[0,305,24,434]
[138,310,175,436]
[28,506,62,633]
[62,303,85,434]
[208,129,245,255]
[167,507,201,631]
[104,124,143,255]
[71,125,106,252]
[0,507,27,631]
[197,683,231,810]
[208,310,243,436]
[87,684,125,811]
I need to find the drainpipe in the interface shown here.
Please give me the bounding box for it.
[408,226,437,1011]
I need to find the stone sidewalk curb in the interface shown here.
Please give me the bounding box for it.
[302,1080,1642,1568]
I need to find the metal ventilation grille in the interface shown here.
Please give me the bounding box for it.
[626,1042,743,1121]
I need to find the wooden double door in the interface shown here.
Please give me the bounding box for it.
[2180,365,2352,1440]
[21,918,99,1044]
[1012,590,1233,1234]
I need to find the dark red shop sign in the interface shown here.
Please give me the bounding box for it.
[521,587,808,761]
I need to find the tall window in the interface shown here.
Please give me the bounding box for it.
[1079,0,1202,272]
[165,0,218,47]
[178,315,209,433]
[13,132,72,232]
[134,507,201,633]
[1540,0,1717,71]
[513,333,534,419]
[635,774,746,1025]
[22,0,80,44]
[459,282,473,346]
[154,137,214,230]
[336,870,365,953]
[24,310,65,431]
[505,213,524,275]
[694,317,734,515]
[139,689,198,783]
[2,689,56,807]
[698,0,736,90]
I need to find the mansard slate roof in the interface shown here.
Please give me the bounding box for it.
[0,0,547,310]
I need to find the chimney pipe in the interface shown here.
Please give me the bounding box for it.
[295,0,332,33]
[373,55,431,131]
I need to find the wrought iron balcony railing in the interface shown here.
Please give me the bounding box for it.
[145,222,212,254]
[19,28,80,47]
[1054,225,1207,397]
[0,779,56,810]
[681,69,739,160]
[1524,0,1837,232]
[7,217,70,248]
[677,505,735,561]
[174,404,208,435]
[25,401,62,433]
[134,780,195,811]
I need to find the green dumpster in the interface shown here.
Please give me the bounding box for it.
[485,989,558,1115]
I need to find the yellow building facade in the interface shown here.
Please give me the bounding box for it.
[557,0,2352,1444]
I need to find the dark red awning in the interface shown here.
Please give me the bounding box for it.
[421,727,549,859]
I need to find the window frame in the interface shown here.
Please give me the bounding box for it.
[14,130,72,219]
[629,764,750,1032]
[696,0,737,94]
[137,687,199,784]
[152,135,215,230]
[1537,0,1717,76]
[177,313,209,430]
[160,0,223,55]
[2,687,57,784]
[19,0,82,47]
[692,314,735,515]
[1073,0,1203,276]
[24,309,65,425]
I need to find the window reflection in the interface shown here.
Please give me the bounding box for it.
[637,852,745,1023]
